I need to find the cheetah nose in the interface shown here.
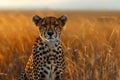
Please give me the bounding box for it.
[47,32,54,36]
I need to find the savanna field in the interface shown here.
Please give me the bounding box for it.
[0,10,120,80]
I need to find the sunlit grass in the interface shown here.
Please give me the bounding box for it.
[0,11,120,80]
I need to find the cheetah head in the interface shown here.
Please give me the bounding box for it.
[32,15,67,41]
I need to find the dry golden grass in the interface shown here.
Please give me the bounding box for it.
[0,10,120,80]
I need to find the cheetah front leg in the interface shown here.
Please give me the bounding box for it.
[32,56,47,80]
[54,69,65,80]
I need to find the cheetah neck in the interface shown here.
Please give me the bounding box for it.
[39,35,60,47]
[46,41,57,48]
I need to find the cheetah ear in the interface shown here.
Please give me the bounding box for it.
[59,15,67,26]
[32,15,42,26]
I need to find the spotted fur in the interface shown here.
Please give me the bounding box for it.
[18,15,67,80]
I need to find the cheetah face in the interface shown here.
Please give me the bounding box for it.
[32,15,67,41]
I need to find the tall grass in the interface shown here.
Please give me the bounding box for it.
[0,11,120,80]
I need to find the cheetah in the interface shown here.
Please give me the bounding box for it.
[18,15,67,80]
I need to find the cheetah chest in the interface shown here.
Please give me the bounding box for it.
[33,41,65,79]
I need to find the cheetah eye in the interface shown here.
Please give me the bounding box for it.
[42,24,47,27]
[54,24,59,27]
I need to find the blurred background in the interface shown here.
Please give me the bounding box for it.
[0,0,120,80]
[0,0,120,11]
